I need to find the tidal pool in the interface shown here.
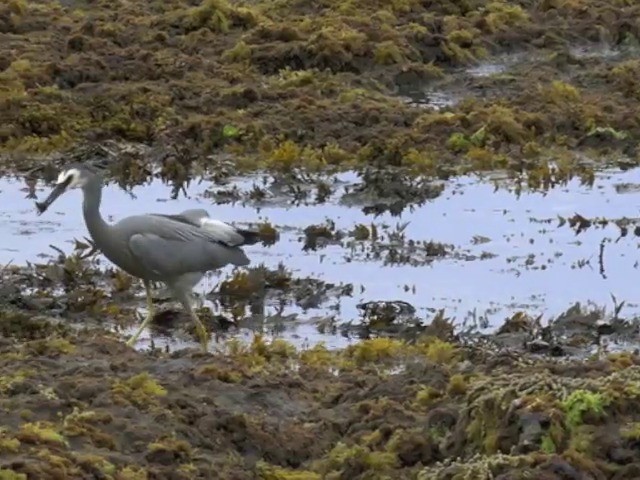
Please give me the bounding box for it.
[401,44,633,110]
[1,167,640,350]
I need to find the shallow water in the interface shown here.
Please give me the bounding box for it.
[402,44,631,110]
[2,168,640,349]
[466,52,527,78]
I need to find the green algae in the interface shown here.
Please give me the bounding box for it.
[116,466,148,480]
[0,428,20,454]
[419,336,459,364]
[299,343,336,369]
[562,389,609,429]
[74,454,116,477]
[621,422,640,441]
[173,0,235,33]
[256,461,321,480]
[344,338,405,364]
[222,334,299,373]
[540,434,556,454]
[23,337,76,356]
[415,385,442,408]
[342,337,459,367]
[0,368,33,394]
[0,470,27,480]
[62,408,116,449]
[195,363,244,383]
[147,435,192,462]
[314,441,398,478]
[111,372,167,408]
[17,422,67,447]
[447,373,468,395]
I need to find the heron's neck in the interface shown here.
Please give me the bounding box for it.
[82,182,110,241]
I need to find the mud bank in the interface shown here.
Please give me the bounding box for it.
[0,0,639,184]
[0,319,639,479]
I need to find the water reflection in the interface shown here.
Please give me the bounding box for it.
[2,168,640,349]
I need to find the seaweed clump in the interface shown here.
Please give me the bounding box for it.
[0,0,638,185]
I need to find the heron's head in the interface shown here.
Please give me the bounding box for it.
[35,165,98,215]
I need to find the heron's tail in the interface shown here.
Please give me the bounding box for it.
[236,229,261,246]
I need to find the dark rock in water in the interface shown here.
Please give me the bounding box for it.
[596,322,615,336]
[549,344,566,357]
[492,331,529,350]
[526,339,551,354]
[339,300,426,338]
[525,339,566,357]
[551,303,602,339]
[356,300,417,325]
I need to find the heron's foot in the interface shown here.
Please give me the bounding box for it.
[126,310,155,347]
[127,280,156,347]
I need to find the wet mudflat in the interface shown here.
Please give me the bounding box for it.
[3,0,640,478]
[4,167,640,351]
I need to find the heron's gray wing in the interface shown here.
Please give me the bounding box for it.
[128,233,250,277]
[150,210,249,247]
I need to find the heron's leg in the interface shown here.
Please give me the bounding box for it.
[126,279,155,347]
[177,294,209,353]
[193,292,205,310]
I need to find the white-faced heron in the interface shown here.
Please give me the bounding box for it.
[35,164,259,351]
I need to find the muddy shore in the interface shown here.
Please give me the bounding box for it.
[1,306,640,480]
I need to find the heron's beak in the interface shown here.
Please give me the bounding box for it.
[35,177,72,215]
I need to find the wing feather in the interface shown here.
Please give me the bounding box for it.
[199,217,246,246]
[149,211,248,247]
[128,233,249,277]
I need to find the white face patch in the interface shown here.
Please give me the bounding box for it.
[57,168,83,188]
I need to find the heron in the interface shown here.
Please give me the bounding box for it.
[35,164,260,352]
